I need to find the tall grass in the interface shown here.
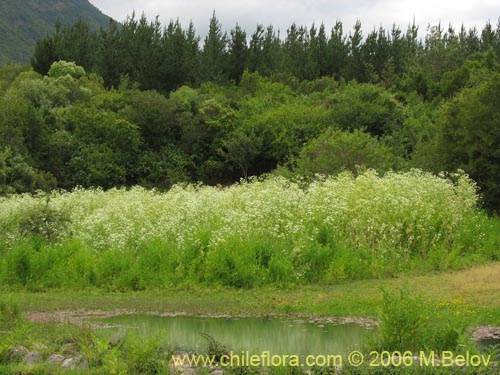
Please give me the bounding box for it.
[0,170,497,289]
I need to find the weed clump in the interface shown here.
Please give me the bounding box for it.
[18,197,70,242]
[371,288,472,353]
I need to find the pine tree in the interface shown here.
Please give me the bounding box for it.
[347,20,365,81]
[200,11,228,83]
[162,19,195,91]
[261,25,281,76]
[305,23,320,80]
[390,24,406,74]
[31,21,62,75]
[316,23,330,76]
[481,21,496,51]
[59,18,97,71]
[405,20,420,63]
[284,23,308,79]
[185,22,201,84]
[329,20,348,80]
[228,24,248,83]
[248,25,265,73]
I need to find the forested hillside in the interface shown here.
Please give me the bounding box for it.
[1,14,500,212]
[0,0,111,65]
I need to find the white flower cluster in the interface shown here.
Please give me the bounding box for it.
[0,170,479,258]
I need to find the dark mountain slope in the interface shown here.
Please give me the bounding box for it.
[0,0,111,65]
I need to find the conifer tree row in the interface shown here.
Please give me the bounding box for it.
[31,13,500,92]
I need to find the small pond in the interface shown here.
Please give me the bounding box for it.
[98,314,500,358]
[100,315,371,356]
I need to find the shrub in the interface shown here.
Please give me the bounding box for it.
[17,197,70,242]
[0,147,56,195]
[372,288,472,353]
[200,333,229,363]
[121,333,165,374]
[47,61,86,79]
[293,129,397,177]
[329,82,404,137]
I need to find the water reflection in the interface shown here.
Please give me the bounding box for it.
[100,315,370,356]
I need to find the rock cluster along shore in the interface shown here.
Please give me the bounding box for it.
[6,346,499,373]
[8,345,89,370]
[8,346,226,373]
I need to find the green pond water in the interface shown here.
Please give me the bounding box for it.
[99,315,370,356]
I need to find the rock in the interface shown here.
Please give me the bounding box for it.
[473,326,500,340]
[210,370,225,375]
[61,355,82,370]
[8,346,29,361]
[47,354,65,364]
[23,351,41,365]
[183,368,197,375]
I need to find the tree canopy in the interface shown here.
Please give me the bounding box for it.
[0,15,499,212]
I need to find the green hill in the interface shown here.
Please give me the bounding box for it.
[0,0,111,65]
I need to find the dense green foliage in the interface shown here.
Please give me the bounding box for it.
[1,14,500,212]
[437,72,500,210]
[2,49,500,210]
[0,0,111,65]
[289,129,397,177]
[30,14,500,93]
[0,172,498,290]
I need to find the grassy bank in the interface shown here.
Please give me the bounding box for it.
[2,262,500,323]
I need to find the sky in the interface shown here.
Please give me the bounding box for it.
[90,0,500,38]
